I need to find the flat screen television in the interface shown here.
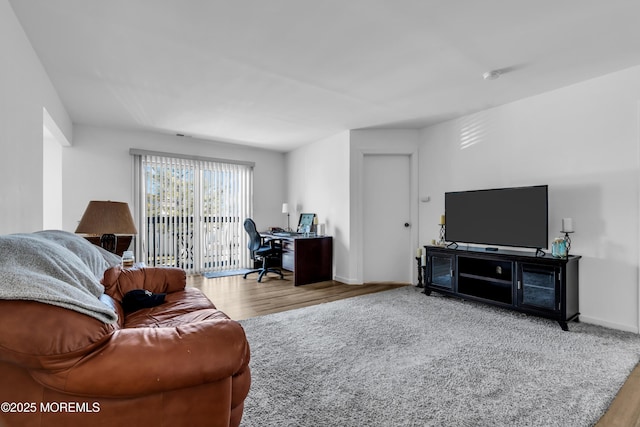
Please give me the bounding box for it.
[445,185,548,249]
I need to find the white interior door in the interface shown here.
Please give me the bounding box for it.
[363,154,412,283]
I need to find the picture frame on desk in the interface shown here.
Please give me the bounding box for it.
[297,213,316,233]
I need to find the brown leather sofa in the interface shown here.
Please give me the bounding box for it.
[0,231,250,427]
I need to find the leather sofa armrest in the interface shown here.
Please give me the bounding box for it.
[30,319,250,397]
[102,265,187,302]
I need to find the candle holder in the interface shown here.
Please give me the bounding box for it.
[422,264,427,287]
[415,257,424,288]
[562,231,574,255]
[438,224,446,246]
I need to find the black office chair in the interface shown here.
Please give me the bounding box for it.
[243,218,284,282]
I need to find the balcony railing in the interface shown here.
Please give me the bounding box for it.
[144,215,244,273]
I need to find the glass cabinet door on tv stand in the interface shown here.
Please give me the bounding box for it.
[518,264,559,311]
[427,252,454,292]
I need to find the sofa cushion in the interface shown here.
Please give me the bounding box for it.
[0,300,116,369]
[102,265,187,302]
[29,317,251,398]
[124,288,229,328]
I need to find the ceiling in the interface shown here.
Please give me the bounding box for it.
[10,1,640,152]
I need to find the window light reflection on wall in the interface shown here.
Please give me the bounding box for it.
[459,110,489,150]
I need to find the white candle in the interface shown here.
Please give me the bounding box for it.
[421,254,427,266]
[562,218,574,233]
[416,248,423,257]
[439,215,446,225]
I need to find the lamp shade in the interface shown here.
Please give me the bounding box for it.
[75,201,137,235]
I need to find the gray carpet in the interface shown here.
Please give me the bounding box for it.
[239,286,640,427]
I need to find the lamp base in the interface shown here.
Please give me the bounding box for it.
[100,234,117,253]
[84,235,132,257]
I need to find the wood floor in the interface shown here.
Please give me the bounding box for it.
[596,365,640,427]
[187,271,640,426]
[187,270,405,320]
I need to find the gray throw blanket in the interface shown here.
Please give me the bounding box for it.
[0,234,117,323]
[33,229,122,279]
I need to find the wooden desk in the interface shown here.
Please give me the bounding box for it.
[265,234,333,286]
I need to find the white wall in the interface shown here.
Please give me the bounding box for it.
[286,131,350,281]
[419,65,640,332]
[0,0,72,233]
[63,125,286,234]
[42,129,63,229]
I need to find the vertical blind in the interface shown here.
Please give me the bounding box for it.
[133,151,253,274]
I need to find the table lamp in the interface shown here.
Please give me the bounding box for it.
[75,201,137,253]
[282,203,290,231]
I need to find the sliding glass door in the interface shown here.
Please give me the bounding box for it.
[134,151,253,274]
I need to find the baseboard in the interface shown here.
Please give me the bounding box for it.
[579,315,639,334]
[333,275,362,285]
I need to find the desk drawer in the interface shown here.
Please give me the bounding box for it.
[282,240,294,252]
[282,252,294,271]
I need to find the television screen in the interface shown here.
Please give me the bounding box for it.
[445,185,548,249]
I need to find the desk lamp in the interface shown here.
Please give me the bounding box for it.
[282,203,290,231]
[75,201,137,253]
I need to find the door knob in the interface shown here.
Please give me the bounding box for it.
[404,222,410,228]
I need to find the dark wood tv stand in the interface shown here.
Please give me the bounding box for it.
[424,245,580,330]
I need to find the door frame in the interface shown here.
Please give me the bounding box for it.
[353,146,419,285]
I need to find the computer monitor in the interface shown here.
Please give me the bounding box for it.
[297,213,316,232]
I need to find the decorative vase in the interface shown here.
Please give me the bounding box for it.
[551,238,567,258]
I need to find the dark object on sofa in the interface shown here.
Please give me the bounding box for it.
[0,231,251,427]
[243,218,284,282]
[121,288,166,313]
